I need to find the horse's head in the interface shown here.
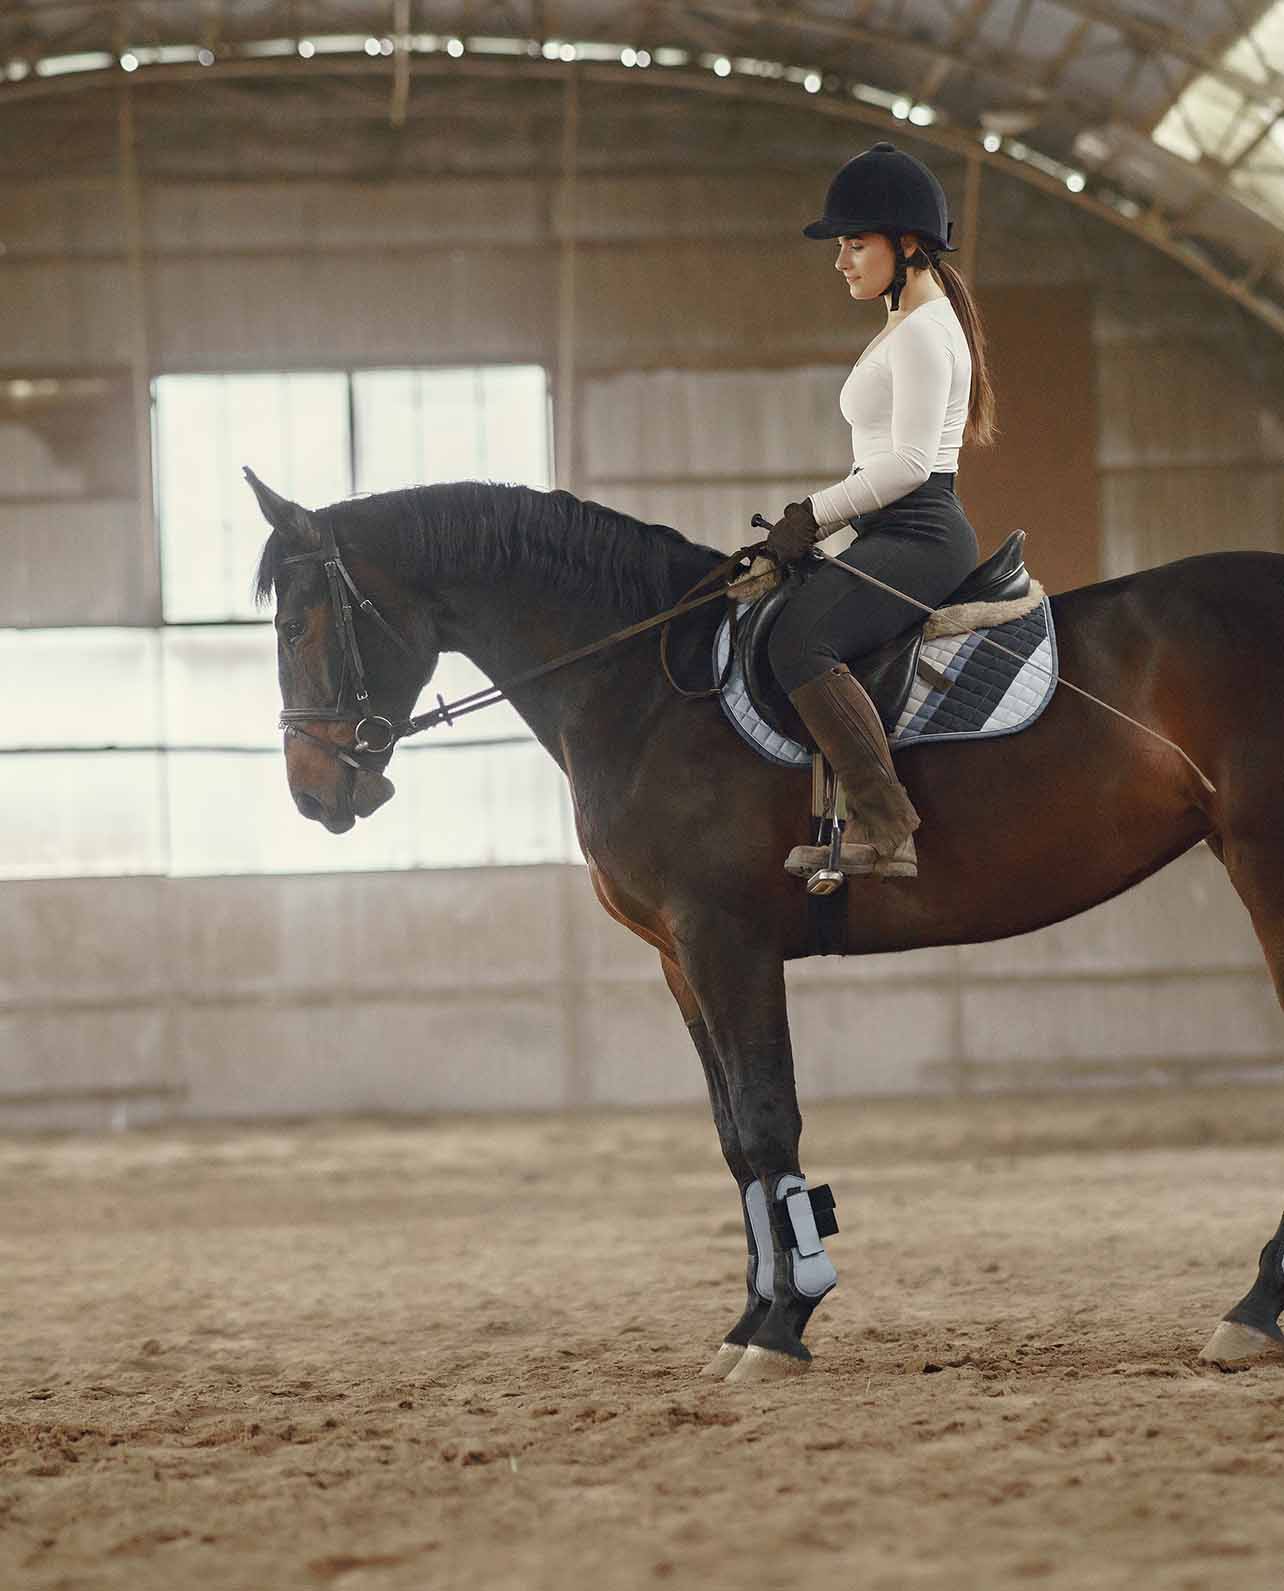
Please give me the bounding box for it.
[247,468,440,834]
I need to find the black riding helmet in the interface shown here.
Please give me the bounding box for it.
[803,141,957,309]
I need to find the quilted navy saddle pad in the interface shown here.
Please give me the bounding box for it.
[713,596,1059,770]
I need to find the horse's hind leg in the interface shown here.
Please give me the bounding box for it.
[1201,1213,1284,1367]
[1199,829,1284,1366]
[660,957,772,1379]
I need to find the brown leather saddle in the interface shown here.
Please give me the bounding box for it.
[737,529,1031,744]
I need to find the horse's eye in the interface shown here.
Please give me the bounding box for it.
[281,618,306,645]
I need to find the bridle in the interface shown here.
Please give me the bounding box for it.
[277,520,419,772]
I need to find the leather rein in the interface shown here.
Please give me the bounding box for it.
[277,526,759,771]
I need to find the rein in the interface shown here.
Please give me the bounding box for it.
[395,546,752,735]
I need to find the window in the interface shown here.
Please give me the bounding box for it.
[155,365,550,621]
[4,365,572,879]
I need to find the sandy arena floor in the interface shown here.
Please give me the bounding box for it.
[5,1085,1284,1590]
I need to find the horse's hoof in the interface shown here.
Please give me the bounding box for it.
[723,1345,811,1385]
[700,1342,746,1379]
[1199,1319,1284,1369]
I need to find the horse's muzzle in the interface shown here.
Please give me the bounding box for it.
[293,768,394,831]
[353,768,396,819]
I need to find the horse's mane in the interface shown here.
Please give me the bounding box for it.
[255,481,724,619]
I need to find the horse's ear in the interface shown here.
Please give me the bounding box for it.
[243,466,319,548]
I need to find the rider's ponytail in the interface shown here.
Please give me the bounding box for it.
[911,251,998,448]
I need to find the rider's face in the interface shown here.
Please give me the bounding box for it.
[834,233,898,302]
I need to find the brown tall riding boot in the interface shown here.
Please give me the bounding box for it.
[785,665,921,880]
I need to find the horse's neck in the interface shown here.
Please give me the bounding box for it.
[441,565,698,764]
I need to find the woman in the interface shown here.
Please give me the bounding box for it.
[738,140,998,882]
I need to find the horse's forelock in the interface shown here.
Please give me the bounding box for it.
[253,530,281,607]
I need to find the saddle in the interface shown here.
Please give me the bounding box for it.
[737,529,1031,743]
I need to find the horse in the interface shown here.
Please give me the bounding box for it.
[248,470,1284,1385]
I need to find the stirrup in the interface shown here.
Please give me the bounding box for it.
[783,838,879,883]
[806,865,844,897]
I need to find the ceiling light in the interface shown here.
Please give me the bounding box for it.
[297,40,315,58]
[982,131,1002,153]
[891,97,911,119]
[713,56,731,77]
[446,37,464,58]
[804,72,822,93]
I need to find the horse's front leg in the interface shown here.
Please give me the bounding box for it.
[673,914,838,1385]
[660,956,773,1378]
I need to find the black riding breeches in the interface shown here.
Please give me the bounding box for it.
[767,472,980,695]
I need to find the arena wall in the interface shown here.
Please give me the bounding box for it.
[4,116,1283,1126]
[2,843,1279,1132]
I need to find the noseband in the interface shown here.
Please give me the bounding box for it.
[278,522,418,771]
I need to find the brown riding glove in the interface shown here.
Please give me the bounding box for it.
[727,499,822,602]
[764,499,821,565]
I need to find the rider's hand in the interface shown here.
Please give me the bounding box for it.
[727,554,782,603]
[764,499,820,565]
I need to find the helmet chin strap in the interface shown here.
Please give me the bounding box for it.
[888,235,909,311]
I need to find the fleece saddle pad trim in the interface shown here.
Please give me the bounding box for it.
[713,595,1058,770]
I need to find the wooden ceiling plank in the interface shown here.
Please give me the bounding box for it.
[911,0,996,105]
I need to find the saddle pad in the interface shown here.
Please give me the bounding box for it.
[713,595,1058,769]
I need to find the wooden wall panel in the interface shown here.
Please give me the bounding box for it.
[958,284,1100,593]
[0,501,153,627]
[572,240,856,370]
[1099,467,1284,578]
[583,367,846,482]
[1097,341,1279,470]
[0,262,134,365]
[1094,286,1284,577]
[151,249,557,370]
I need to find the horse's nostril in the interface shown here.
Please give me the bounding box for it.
[295,792,327,822]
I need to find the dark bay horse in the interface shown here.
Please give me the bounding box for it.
[249,473,1284,1385]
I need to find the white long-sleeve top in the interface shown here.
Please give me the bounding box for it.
[807,296,972,530]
